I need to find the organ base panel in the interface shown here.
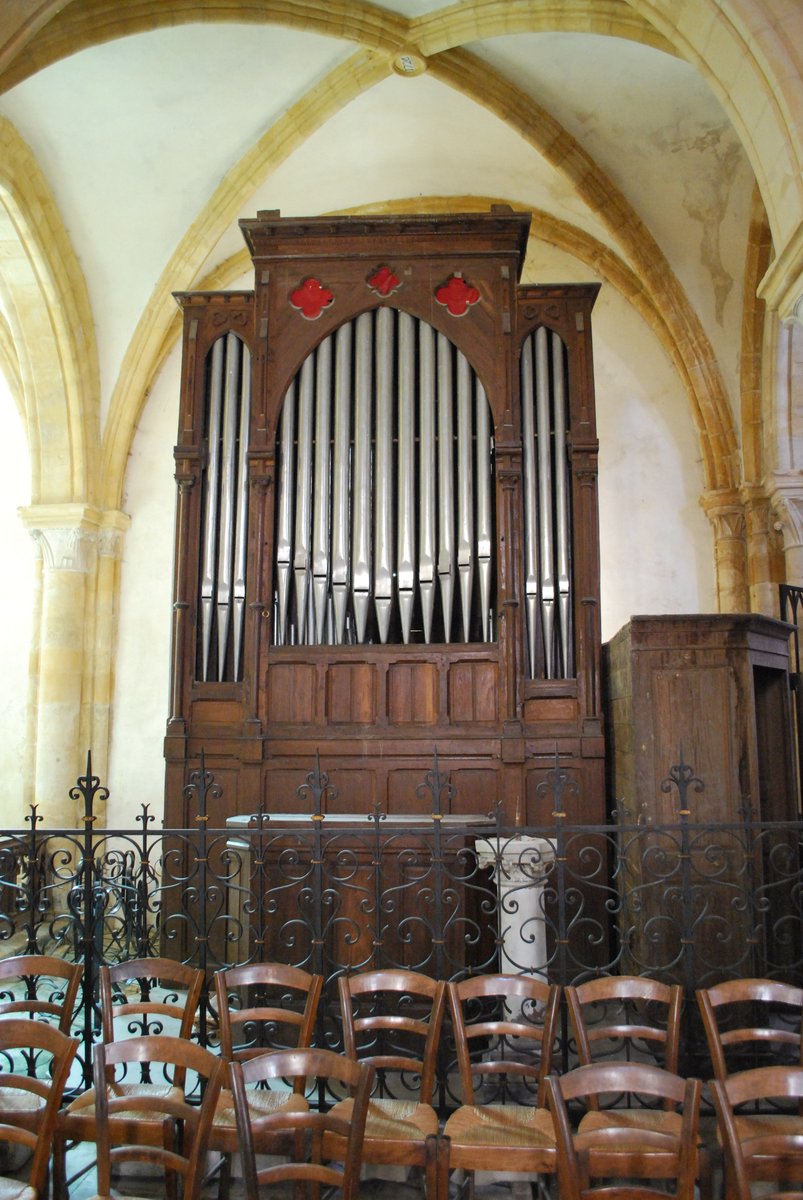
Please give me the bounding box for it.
[165,208,605,835]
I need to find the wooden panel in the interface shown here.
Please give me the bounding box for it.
[387,662,438,724]
[189,699,244,724]
[388,771,439,814]
[267,663,318,723]
[648,666,737,822]
[448,662,498,723]
[327,663,377,724]
[451,769,499,815]
[322,770,377,812]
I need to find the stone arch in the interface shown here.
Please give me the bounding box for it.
[0,118,98,504]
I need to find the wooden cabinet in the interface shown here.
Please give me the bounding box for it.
[165,210,605,847]
[604,614,799,977]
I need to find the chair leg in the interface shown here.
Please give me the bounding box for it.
[216,1151,232,1200]
[51,1131,67,1199]
[435,1133,451,1200]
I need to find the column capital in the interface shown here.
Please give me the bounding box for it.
[700,489,745,540]
[766,473,803,549]
[19,503,130,571]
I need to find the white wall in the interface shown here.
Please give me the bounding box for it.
[0,377,33,826]
[105,347,179,827]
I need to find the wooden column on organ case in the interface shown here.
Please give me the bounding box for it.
[164,209,605,968]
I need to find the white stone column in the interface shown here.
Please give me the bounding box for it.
[475,835,555,979]
[20,504,99,826]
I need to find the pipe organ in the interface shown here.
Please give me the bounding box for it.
[166,209,604,828]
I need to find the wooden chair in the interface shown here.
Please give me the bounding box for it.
[328,968,446,1200]
[710,1064,803,1199]
[569,975,713,1198]
[54,956,204,1196]
[0,953,83,1032]
[697,977,803,1080]
[0,1018,78,1198]
[209,962,323,1193]
[89,1035,224,1200]
[229,1046,374,1200]
[438,974,561,1199]
[0,953,83,1165]
[567,974,682,1073]
[546,1062,701,1200]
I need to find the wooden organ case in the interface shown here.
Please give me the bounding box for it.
[165,209,604,830]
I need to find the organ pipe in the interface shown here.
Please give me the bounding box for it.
[198,332,251,681]
[372,308,392,643]
[331,322,352,644]
[521,325,573,679]
[271,310,495,647]
[418,324,436,643]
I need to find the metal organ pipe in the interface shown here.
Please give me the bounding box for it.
[552,331,572,676]
[437,332,455,640]
[397,312,416,644]
[200,337,224,680]
[418,324,436,643]
[272,310,495,647]
[331,322,353,644]
[354,312,374,642]
[372,308,392,643]
[312,336,333,644]
[520,336,540,679]
[293,355,314,644]
[520,325,573,680]
[198,332,251,681]
[456,352,475,642]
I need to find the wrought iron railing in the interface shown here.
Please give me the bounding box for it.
[3,751,803,1100]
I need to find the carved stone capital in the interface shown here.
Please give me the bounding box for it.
[98,510,131,559]
[765,472,803,548]
[19,503,104,572]
[701,490,746,541]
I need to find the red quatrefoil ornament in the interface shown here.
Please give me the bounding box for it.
[435,274,480,317]
[367,265,401,297]
[290,277,334,320]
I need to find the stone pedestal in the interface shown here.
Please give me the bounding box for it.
[474,835,555,979]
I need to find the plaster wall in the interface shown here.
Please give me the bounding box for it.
[0,377,33,825]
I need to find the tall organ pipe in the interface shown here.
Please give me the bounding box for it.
[397,311,416,644]
[354,312,374,642]
[552,331,572,675]
[293,355,314,644]
[475,379,493,642]
[272,311,495,648]
[520,336,540,678]
[456,352,474,642]
[274,380,295,647]
[535,326,556,677]
[216,334,241,679]
[331,322,352,643]
[418,324,436,642]
[232,344,251,676]
[437,333,455,639]
[373,309,393,642]
[200,337,224,680]
[312,336,333,644]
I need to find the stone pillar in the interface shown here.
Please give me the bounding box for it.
[742,486,782,616]
[20,504,99,826]
[768,481,803,588]
[701,491,749,612]
[474,835,555,979]
[89,515,129,818]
